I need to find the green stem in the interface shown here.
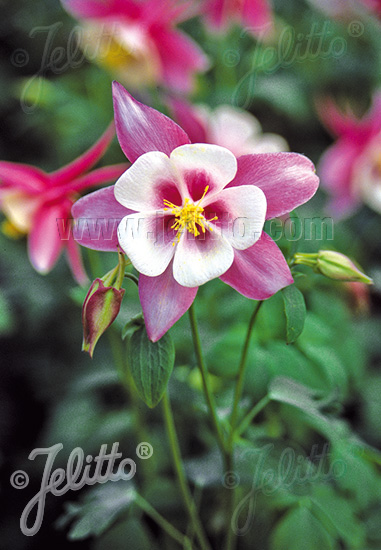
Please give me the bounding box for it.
[236,395,270,437]
[162,391,212,550]
[225,300,263,550]
[228,301,264,445]
[107,328,152,482]
[135,494,192,549]
[188,304,228,466]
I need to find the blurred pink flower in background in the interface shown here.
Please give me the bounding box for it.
[344,281,371,315]
[72,83,319,341]
[202,0,274,38]
[318,94,381,217]
[305,0,381,18]
[0,124,127,284]
[169,98,288,156]
[62,0,209,92]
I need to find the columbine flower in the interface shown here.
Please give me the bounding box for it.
[62,0,209,92]
[318,94,381,217]
[0,124,127,284]
[202,0,274,38]
[169,99,288,156]
[72,82,319,341]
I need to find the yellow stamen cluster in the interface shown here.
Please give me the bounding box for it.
[163,185,218,245]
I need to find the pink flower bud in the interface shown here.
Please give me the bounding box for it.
[82,278,125,357]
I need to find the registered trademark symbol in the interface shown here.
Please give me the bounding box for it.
[348,20,364,37]
[136,442,153,459]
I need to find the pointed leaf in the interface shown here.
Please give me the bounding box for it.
[282,284,306,344]
[128,326,175,408]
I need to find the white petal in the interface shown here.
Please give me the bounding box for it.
[118,213,175,277]
[204,185,267,250]
[209,105,261,144]
[170,143,237,200]
[114,151,181,211]
[245,134,289,154]
[173,230,234,287]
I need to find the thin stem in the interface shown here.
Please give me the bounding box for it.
[162,391,212,550]
[236,395,270,437]
[188,304,229,466]
[107,328,152,482]
[228,301,264,446]
[225,301,263,550]
[135,493,192,549]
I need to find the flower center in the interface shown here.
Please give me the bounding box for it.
[163,185,218,245]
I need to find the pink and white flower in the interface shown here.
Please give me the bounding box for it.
[62,0,209,92]
[0,124,127,284]
[72,82,319,341]
[202,0,274,38]
[169,98,288,156]
[317,94,381,217]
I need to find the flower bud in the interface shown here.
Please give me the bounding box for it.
[294,251,373,284]
[82,278,125,357]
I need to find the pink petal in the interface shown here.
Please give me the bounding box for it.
[317,98,368,141]
[325,195,360,219]
[0,161,47,193]
[169,98,208,144]
[51,123,115,185]
[220,232,294,300]
[318,140,361,197]
[204,0,227,29]
[71,186,131,251]
[112,82,190,163]
[65,235,89,286]
[242,0,274,36]
[151,27,209,92]
[70,163,129,192]
[62,0,141,19]
[28,202,66,273]
[139,261,198,342]
[228,153,319,220]
[367,92,381,132]
[42,164,129,203]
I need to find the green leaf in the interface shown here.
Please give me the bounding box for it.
[94,518,157,550]
[57,483,136,540]
[310,485,366,547]
[128,327,175,408]
[281,284,306,344]
[268,377,348,441]
[271,505,338,550]
[121,313,144,341]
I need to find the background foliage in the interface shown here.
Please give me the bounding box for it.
[1,0,381,548]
